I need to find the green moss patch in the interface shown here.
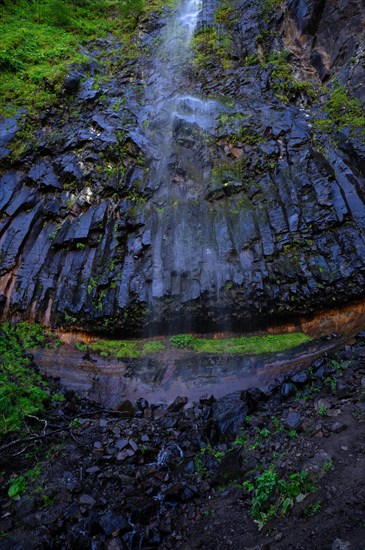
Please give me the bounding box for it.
[89,338,166,358]
[171,332,311,354]
[85,332,311,358]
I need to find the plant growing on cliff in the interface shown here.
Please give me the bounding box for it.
[214,1,238,26]
[266,49,315,103]
[192,27,233,70]
[0,0,148,115]
[259,0,282,20]
[316,84,365,135]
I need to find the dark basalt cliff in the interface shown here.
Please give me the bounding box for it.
[0,0,364,335]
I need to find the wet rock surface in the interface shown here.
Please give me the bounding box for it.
[1,334,364,549]
[31,333,350,408]
[0,0,364,335]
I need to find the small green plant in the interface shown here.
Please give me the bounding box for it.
[259,0,282,20]
[51,393,65,403]
[244,468,278,528]
[76,242,85,250]
[8,475,27,499]
[324,376,337,390]
[192,27,233,70]
[140,444,148,455]
[69,418,81,429]
[42,494,55,508]
[317,406,328,417]
[245,53,260,66]
[204,508,216,517]
[316,84,365,135]
[195,444,225,477]
[322,460,333,473]
[304,501,321,516]
[7,464,41,499]
[244,469,316,529]
[266,49,316,103]
[258,428,271,439]
[234,432,247,446]
[75,341,87,352]
[170,334,197,349]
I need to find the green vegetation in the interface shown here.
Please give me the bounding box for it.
[259,0,282,20]
[169,333,197,349]
[317,405,328,417]
[89,338,164,357]
[142,341,166,354]
[214,0,237,26]
[8,465,41,499]
[192,27,233,70]
[304,501,321,516]
[316,83,365,135]
[84,332,311,358]
[0,322,48,435]
[7,475,27,499]
[243,469,316,529]
[169,332,310,354]
[89,339,140,358]
[0,0,177,115]
[195,444,226,477]
[266,49,315,103]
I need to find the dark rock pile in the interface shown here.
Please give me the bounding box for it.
[1,335,364,548]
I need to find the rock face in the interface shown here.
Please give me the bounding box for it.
[0,0,364,335]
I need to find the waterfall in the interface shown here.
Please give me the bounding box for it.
[141,0,230,332]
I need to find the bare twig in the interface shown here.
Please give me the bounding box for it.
[0,426,70,455]
[26,414,48,435]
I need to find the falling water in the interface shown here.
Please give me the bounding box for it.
[140,0,232,331]
[142,0,206,189]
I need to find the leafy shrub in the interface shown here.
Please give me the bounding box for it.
[8,465,41,499]
[244,469,316,529]
[16,322,45,348]
[0,322,48,435]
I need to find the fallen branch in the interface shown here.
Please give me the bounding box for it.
[0,426,70,455]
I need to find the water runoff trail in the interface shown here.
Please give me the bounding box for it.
[139,0,232,331]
